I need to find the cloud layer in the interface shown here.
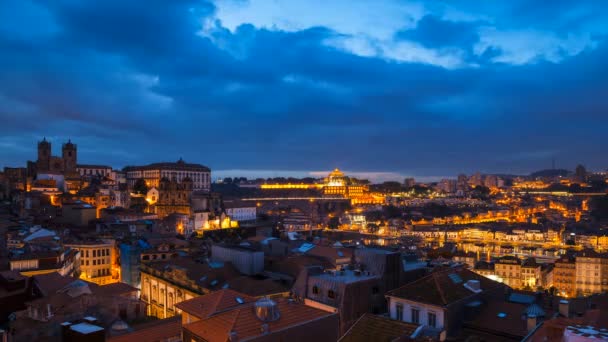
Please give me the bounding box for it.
[1,0,608,179]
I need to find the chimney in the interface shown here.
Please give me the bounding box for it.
[559,300,569,317]
[527,314,538,332]
[46,304,52,319]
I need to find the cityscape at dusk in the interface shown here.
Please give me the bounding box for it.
[2,1,608,342]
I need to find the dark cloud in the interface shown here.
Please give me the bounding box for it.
[396,15,482,49]
[0,0,607,179]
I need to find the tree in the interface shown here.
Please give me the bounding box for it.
[133,178,148,195]
[328,216,340,229]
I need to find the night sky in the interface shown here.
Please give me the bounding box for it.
[1,1,607,182]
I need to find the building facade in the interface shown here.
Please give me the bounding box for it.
[495,256,522,289]
[575,250,607,296]
[554,257,576,297]
[124,158,211,191]
[35,138,78,175]
[76,164,113,178]
[64,240,119,285]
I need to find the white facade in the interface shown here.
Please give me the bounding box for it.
[126,163,211,191]
[387,296,445,331]
[225,206,256,222]
[77,165,113,177]
[211,245,264,276]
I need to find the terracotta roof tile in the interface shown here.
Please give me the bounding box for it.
[184,297,336,341]
[339,313,419,342]
[175,289,255,319]
[108,316,181,342]
[386,267,505,307]
[32,272,82,296]
[93,282,138,297]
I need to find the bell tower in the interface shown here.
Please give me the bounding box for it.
[37,137,51,172]
[62,139,77,172]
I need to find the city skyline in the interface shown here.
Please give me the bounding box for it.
[1,1,608,176]
[0,136,602,184]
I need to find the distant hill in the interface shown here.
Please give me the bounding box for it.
[529,169,571,178]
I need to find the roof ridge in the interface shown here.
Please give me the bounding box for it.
[387,267,456,296]
[212,289,226,312]
[433,272,448,306]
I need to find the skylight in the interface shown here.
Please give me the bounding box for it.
[236,297,244,304]
[497,313,507,318]
[448,273,463,284]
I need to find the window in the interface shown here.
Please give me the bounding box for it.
[328,290,336,299]
[428,312,437,328]
[396,303,404,321]
[411,308,420,324]
[312,286,319,295]
[93,250,97,258]
[372,286,379,294]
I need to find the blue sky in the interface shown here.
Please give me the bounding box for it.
[1,0,607,182]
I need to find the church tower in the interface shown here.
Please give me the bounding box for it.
[37,137,51,172]
[62,139,77,172]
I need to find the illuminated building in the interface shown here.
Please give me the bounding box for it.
[575,250,607,296]
[76,164,112,178]
[124,158,210,191]
[554,257,576,297]
[259,168,383,204]
[322,168,363,197]
[140,258,242,319]
[223,200,257,222]
[151,177,193,218]
[494,256,521,288]
[64,240,119,285]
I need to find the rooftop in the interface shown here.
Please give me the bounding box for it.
[107,316,181,342]
[339,313,419,342]
[310,269,378,284]
[183,297,336,342]
[175,289,255,319]
[387,267,505,307]
[124,159,210,172]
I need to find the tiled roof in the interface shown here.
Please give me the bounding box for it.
[175,289,255,319]
[463,300,530,338]
[93,282,138,297]
[32,272,81,296]
[108,316,181,342]
[184,297,336,342]
[386,267,504,307]
[339,313,419,342]
[306,245,353,262]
